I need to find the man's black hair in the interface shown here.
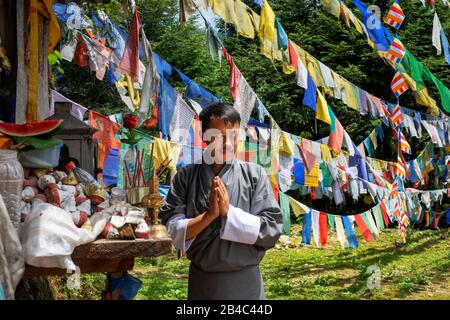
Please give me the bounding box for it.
[199,102,241,133]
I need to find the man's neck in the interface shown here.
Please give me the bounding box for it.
[211,163,225,175]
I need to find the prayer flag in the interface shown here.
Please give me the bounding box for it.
[303,74,317,111]
[354,214,375,241]
[390,104,402,128]
[117,8,142,82]
[386,37,405,64]
[391,72,409,97]
[316,90,331,124]
[399,130,411,154]
[384,1,405,30]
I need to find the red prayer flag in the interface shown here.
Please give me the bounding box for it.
[222,47,242,103]
[117,8,142,83]
[288,40,299,69]
[299,138,318,173]
[379,202,390,228]
[354,214,375,241]
[319,212,328,246]
[74,34,88,68]
[328,118,344,152]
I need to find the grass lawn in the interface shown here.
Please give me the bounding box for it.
[51,226,449,300]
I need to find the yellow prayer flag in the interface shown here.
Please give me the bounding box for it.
[321,0,340,17]
[304,163,320,187]
[320,144,331,162]
[342,80,358,110]
[282,63,296,75]
[373,160,382,170]
[306,56,325,88]
[151,138,180,172]
[234,0,255,39]
[415,88,439,116]
[316,89,331,124]
[278,131,295,156]
[209,0,237,24]
[259,0,275,42]
[351,16,364,35]
[288,196,310,217]
[260,31,283,61]
[401,72,417,91]
[282,48,296,74]
[339,3,351,27]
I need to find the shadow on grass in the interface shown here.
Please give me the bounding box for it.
[265,232,445,280]
[261,230,448,299]
[131,229,448,300]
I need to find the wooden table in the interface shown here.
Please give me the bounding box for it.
[23,238,173,278]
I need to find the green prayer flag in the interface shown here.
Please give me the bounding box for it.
[376,205,385,231]
[361,212,376,237]
[279,192,291,235]
[327,214,335,229]
[320,163,333,187]
[400,50,450,112]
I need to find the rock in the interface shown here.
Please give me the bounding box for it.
[362,290,372,299]
[15,277,54,300]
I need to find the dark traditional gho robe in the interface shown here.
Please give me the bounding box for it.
[160,157,283,300]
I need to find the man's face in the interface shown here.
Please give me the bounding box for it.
[203,117,240,164]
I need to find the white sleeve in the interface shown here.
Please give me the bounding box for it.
[220,205,261,244]
[166,213,196,252]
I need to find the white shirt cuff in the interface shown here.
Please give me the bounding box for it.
[220,205,261,244]
[166,214,195,252]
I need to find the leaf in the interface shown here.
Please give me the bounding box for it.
[48,53,58,65]
[13,136,63,150]
[56,65,65,74]
[54,49,62,60]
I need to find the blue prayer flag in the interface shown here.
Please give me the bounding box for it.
[342,216,359,248]
[303,74,317,111]
[301,210,312,244]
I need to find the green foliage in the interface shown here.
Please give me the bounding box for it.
[12,136,63,151]
[49,273,105,300]
[48,50,64,74]
[120,129,142,145]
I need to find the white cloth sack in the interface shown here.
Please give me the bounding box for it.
[20,203,107,272]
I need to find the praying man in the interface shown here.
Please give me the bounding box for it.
[160,103,283,300]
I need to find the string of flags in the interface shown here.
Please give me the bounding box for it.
[322,0,450,114]
[51,2,450,247]
[284,186,448,248]
[382,0,412,240]
[190,0,450,243]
